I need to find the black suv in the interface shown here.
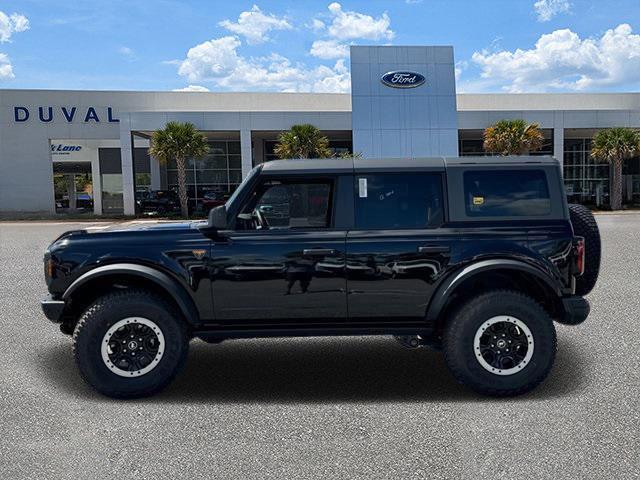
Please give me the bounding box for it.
[42,157,600,398]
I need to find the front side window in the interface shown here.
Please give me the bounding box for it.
[464,169,551,217]
[238,180,333,230]
[354,173,444,229]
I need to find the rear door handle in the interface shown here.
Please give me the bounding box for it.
[303,248,336,256]
[418,245,450,254]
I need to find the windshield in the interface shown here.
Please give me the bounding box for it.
[225,165,261,209]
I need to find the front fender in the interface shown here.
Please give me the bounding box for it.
[63,263,200,326]
[425,258,563,323]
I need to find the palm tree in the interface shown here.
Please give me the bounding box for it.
[274,124,332,159]
[148,121,209,218]
[590,127,640,210]
[483,119,544,155]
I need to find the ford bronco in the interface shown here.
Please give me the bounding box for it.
[42,156,600,398]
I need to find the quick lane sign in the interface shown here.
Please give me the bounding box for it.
[13,106,119,123]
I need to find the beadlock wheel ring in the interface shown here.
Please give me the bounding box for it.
[473,316,535,376]
[100,317,165,378]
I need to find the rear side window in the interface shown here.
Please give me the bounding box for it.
[463,170,551,217]
[354,173,444,229]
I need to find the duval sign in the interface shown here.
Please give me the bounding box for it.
[13,106,119,123]
[380,71,426,89]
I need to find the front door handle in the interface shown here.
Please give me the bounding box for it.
[303,248,335,256]
[418,245,450,254]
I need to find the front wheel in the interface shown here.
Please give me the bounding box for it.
[443,290,556,396]
[73,289,189,399]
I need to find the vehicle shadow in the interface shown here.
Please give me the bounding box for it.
[40,335,588,404]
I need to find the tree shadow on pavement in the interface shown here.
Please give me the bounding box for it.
[40,336,588,404]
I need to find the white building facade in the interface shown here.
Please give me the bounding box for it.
[1,45,639,216]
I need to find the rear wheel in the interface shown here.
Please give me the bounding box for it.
[73,289,189,399]
[568,203,601,295]
[443,290,556,396]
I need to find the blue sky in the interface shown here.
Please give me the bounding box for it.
[1,0,639,93]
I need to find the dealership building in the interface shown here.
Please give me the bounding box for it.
[1,45,639,216]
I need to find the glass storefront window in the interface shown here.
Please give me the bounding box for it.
[101,174,124,213]
[563,137,610,206]
[165,140,241,213]
[458,129,554,156]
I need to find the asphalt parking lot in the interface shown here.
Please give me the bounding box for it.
[0,216,638,479]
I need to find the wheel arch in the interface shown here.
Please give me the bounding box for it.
[62,263,200,328]
[427,259,565,329]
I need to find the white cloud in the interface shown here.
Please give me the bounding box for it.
[177,35,350,93]
[325,2,394,41]
[310,39,349,60]
[534,0,571,22]
[0,11,29,43]
[118,46,136,60]
[405,0,423,4]
[307,19,326,32]
[471,24,640,92]
[454,60,468,81]
[173,85,210,92]
[219,5,291,45]
[178,36,243,81]
[0,52,14,79]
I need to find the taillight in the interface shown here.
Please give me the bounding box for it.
[575,238,585,276]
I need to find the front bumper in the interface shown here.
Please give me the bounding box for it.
[559,296,590,325]
[41,294,66,323]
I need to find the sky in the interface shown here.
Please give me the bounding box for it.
[0,0,639,93]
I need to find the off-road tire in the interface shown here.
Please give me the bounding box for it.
[568,203,601,296]
[443,290,556,397]
[73,289,189,399]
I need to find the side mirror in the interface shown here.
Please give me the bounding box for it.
[208,205,228,230]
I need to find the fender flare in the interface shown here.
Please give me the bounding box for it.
[63,263,200,326]
[426,258,563,323]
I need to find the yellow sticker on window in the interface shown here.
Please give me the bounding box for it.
[473,196,484,205]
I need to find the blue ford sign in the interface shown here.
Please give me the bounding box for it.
[381,71,426,89]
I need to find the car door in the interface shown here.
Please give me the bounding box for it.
[346,171,457,322]
[210,175,348,325]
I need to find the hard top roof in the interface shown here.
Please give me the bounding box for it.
[260,156,559,174]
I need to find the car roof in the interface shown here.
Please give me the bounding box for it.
[259,156,559,174]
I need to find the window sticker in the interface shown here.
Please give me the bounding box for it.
[358,178,368,198]
[473,196,484,205]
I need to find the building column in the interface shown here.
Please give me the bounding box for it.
[240,128,253,178]
[120,116,136,215]
[553,114,565,172]
[150,155,161,190]
[92,148,103,215]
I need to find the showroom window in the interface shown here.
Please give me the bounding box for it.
[458,129,554,156]
[262,139,353,163]
[563,138,610,206]
[166,140,242,211]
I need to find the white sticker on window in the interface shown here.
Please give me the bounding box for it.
[358,178,368,198]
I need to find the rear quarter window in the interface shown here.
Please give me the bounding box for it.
[464,170,551,217]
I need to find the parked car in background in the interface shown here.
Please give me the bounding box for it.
[200,190,227,213]
[138,190,180,215]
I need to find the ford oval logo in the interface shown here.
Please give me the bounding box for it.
[381,71,426,89]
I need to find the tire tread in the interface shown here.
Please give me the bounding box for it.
[443,289,557,397]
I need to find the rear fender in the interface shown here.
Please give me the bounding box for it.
[426,259,563,323]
